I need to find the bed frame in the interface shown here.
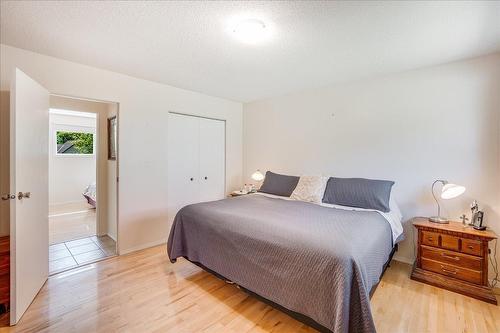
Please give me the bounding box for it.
[185,243,398,333]
[83,193,96,209]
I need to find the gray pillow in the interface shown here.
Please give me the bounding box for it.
[258,171,300,197]
[322,177,394,212]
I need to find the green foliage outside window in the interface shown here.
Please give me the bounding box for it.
[56,131,94,154]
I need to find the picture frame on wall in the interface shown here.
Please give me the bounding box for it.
[108,116,117,160]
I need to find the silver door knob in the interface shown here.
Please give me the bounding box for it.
[18,192,31,200]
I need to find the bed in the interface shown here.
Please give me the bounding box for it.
[83,182,97,208]
[168,191,403,333]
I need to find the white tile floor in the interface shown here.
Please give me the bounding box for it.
[49,235,116,275]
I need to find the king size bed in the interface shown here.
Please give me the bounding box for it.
[168,173,403,333]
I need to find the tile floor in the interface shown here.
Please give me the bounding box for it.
[49,235,116,275]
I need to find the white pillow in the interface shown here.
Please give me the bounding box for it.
[290,176,328,203]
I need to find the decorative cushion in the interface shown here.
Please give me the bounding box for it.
[258,171,300,197]
[322,177,395,212]
[290,176,329,203]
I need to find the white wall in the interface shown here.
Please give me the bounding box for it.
[48,113,96,206]
[0,44,243,254]
[243,53,500,272]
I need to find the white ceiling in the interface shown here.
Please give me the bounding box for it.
[1,1,499,103]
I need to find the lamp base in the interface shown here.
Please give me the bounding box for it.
[429,216,450,224]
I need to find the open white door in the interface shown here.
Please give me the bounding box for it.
[9,69,49,325]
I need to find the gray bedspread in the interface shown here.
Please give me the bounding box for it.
[167,195,393,333]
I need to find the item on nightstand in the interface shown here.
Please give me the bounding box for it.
[230,190,249,197]
[460,214,469,226]
[429,180,466,224]
[470,200,479,226]
[244,184,255,193]
[473,211,486,230]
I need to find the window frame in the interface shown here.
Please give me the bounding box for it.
[53,124,97,158]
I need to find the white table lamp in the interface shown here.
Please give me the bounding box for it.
[429,180,466,224]
[251,170,265,182]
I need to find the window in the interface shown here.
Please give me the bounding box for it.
[56,131,94,155]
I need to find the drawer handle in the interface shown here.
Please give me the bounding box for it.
[467,245,474,249]
[441,253,460,261]
[427,237,433,241]
[440,266,457,275]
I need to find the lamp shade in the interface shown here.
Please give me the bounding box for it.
[251,170,265,182]
[441,183,466,199]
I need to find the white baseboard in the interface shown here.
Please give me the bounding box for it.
[119,238,167,256]
[49,200,86,207]
[393,254,414,265]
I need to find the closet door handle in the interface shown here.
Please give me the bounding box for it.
[190,178,194,181]
[204,176,208,180]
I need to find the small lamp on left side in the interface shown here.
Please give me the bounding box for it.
[250,170,265,192]
[251,170,264,182]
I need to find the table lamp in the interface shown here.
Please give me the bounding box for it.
[429,180,466,224]
[251,170,264,182]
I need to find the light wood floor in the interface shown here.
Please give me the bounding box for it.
[2,245,499,333]
[49,202,96,245]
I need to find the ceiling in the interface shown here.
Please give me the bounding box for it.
[1,1,499,103]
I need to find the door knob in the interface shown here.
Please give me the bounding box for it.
[1,194,15,201]
[18,192,31,200]
[204,176,208,180]
[190,178,194,181]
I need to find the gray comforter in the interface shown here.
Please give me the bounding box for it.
[167,195,393,333]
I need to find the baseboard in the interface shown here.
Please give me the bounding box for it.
[119,238,167,256]
[392,254,414,265]
[49,200,86,207]
[106,233,117,242]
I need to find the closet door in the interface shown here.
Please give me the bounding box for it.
[198,118,225,202]
[167,113,199,222]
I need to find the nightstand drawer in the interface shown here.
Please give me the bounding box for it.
[461,239,482,256]
[421,258,482,284]
[422,231,439,247]
[440,234,460,251]
[421,245,481,271]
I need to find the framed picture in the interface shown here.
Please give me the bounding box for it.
[108,116,117,160]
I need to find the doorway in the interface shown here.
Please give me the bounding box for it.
[47,95,118,275]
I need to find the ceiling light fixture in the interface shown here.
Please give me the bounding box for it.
[232,18,268,44]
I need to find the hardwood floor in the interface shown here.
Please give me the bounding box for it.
[2,245,499,333]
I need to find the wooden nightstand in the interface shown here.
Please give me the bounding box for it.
[411,217,497,304]
[228,191,256,197]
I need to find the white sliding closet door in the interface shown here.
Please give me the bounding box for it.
[199,118,225,203]
[167,113,200,222]
[167,113,225,223]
